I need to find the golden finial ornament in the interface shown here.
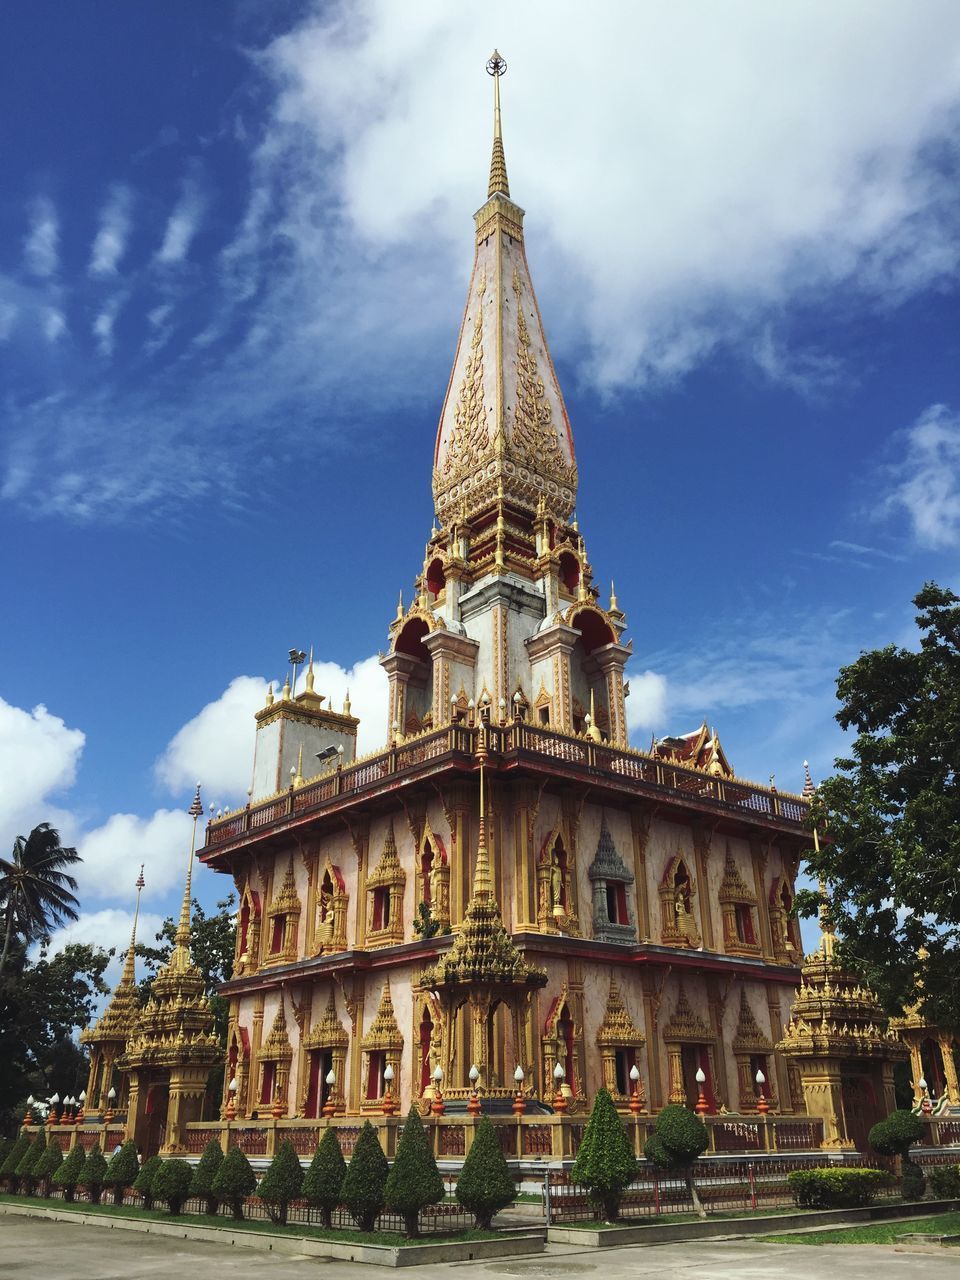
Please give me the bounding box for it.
[293,744,305,788]
[305,647,315,694]
[486,51,509,198]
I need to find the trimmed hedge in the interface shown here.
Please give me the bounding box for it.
[34,1140,64,1195]
[929,1163,960,1199]
[788,1166,892,1209]
[455,1115,516,1229]
[212,1145,256,1221]
[341,1120,388,1232]
[153,1158,194,1216]
[571,1087,637,1223]
[52,1143,85,1202]
[103,1140,140,1205]
[257,1140,304,1226]
[384,1108,444,1238]
[78,1143,108,1204]
[0,1133,31,1192]
[189,1138,224,1216]
[133,1154,163,1211]
[16,1131,48,1194]
[303,1127,346,1227]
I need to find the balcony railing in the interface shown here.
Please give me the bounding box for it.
[204,721,808,852]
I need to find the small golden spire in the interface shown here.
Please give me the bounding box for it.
[172,785,203,969]
[610,580,619,611]
[472,751,493,900]
[486,51,510,198]
[817,877,836,960]
[396,590,404,621]
[293,744,304,788]
[586,688,603,742]
[265,682,274,707]
[281,673,291,700]
[343,689,352,716]
[305,648,315,694]
[119,865,145,988]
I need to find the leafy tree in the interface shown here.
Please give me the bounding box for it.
[257,1139,304,1226]
[16,1130,47,1195]
[1,1132,31,1192]
[154,1158,194,1216]
[133,1154,162,1210]
[189,1137,224,1216]
[0,824,80,977]
[103,1140,140,1205]
[34,1140,63,1196]
[341,1121,388,1232]
[455,1116,516,1228]
[384,1108,444,1238]
[303,1127,346,1227]
[52,1143,85,1201]
[212,1145,256,1221]
[643,1104,709,1219]
[798,584,960,1025]
[79,1143,107,1204]
[870,1109,926,1199]
[571,1088,637,1223]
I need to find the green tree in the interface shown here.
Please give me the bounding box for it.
[52,1143,85,1202]
[571,1088,637,1223]
[34,1140,63,1196]
[133,1154,162,1210]
[643,1104,709,1219]
[154,1158,194,1215]
[103,1140,140,1205]
[869,1109,926,1199]
[1,1132,32,1192]
[799,584,960,1025]
[16,1130,47,1195]
[256,1139,304,1226]
[0,824,80,977]
[189,1137,224,1216]
[212,1145,256,1221]
[455,1116,516,1228]
[384,1108,444,1238]
[302,1127,346,1227]
[79,1143,107,1204]
[341,1121,388,1232]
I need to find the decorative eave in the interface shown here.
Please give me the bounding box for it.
[731,988,773,1054]
[360,978,403,1051]
[663,984,713,1043]
[303,991,349,1051]
[260,996,293,1061]
[596,979,645,1048]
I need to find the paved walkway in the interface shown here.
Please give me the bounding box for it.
[0,1216,957,1279]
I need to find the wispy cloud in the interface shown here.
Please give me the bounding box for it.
[156,177,206,265]
[23,197,59,278]
[878,403,960,549]
[92,294,126,357]
[42,307,66,342]
[89,184,133,276]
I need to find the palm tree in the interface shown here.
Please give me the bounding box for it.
[0,824,81,977]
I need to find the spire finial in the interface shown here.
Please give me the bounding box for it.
[486,51,510,198]
[472,744,493,900]
[120,865,145,987]
[173,784,203,964]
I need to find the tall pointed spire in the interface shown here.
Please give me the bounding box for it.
[472,753,493,900]
[486,50,510,197]
[171,783,203,970]
[119,865,145,987]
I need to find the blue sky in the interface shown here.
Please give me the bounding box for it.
[2,2,959,968]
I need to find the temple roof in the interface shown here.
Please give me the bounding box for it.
[432,54,577,525]
[81,866,145,1048]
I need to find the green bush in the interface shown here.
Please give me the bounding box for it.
[189,1138,224,1216]
[342,1120,388,1232]
[643,1104,709,1219]
[384,1108,444,1238]
[869,1109,926,1199]
[103,1140,140,1205]
[133,1155,163,1211]
[153,1158,194,1216]
[0,1138,12,1168]
[34,1140,64,1195]
[303,1127,346,1227]
[79,1143,108,1204]
[16,1131,48,1194]
[902,1160,926,1200]
[0,1133,31,1192]
[929,1164,960,1199]
[212,1145,256,1221]
[570,1088,637,1223]
[257,1140,304,1226]
[788,1167,892,1209]
[455,1116,516,1228]
[52,1143,86,1202]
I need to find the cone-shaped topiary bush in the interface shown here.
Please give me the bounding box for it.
[643,1104,709,1219]
[342,1121,388,1232]
[79,1143,108,1204]
[189,1138,224,1216]
[16,1131,48,1195]
[1,1133,31,1193]
[52,1143,85,1202]
[153,1158,194,1216]
[212,1145,257,1221]
[456,1116,516,1228]
[133,1154,162,1211]
[571,1088,637,1223]
[384,1108,444,1238]
[34,1140,64,1196]
[303,1127,346,1228]
[103,1140,140,1206]
[0,1138,12,1169]
[256,1139,304,1226]
[869,1109,926,1200]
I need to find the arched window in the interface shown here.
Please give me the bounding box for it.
[426,558,445,599]
[559,551,580,593]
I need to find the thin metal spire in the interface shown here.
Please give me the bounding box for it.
[119,865,145,987]
[486,50,510,198]
[173,784,203,961]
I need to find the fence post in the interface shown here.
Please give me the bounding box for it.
[653,1171,661,1215]
[748,1162,757,1210]
[543,1170,551,1225]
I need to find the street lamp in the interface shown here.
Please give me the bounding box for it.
[513,1065,526,1116]
[467,1063,481,1116]
[431,1064,445,1116]
[629,1063,646,1115]
[382,1063,396,1117]
[288,649,307,698]
[755,1068,769,1116]
[552,1060,568,1114]
[322,1069,337,1118]
[224,1076,238,1121]
[694,1068,709,1116]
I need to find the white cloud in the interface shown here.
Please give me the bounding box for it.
[156,179,206,264]
[92,294,126,357]
[89,184,133,276]
[879,403,960,549]
[76,809,195,900]
[23,197,59,278]
[0,697,85,842]
[43,307,66,342]
[624,670,668,734]
[44,907,167,990]
[307,655,389,756]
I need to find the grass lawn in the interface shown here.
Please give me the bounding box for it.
[561,1207,820,1230]
[0,1194,500,1247]
[762,1211,960,1246]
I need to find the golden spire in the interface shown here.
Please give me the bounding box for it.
[305,647,315,694]
[610,581,619,611]
[472,752,493,900]
[817,877,836,960]
[486,51,509,198]
[293,744,305,788]
[119,865,146,987]
[171,784,203,969]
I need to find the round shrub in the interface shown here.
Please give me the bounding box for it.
[133,1154,163,1211]
[384,1108,444,1238]
[643,1104,709,1219]
[52,1143,85,1202]
[0,1133,31,1192]
[212,1145,256,1221]
[341,1121,388,1232]
[303,1127,346,1228]
[103,1140,140,1206]
[929,1163,960,1200]
[571,1088,637,1223]
[456,1116,516,1229]
[79,1143,108,1204]
[189,1138,224,1216]
[34,1140,64,1196]
[870,1109,926,1199]
[16,1131,48,1195]
[257,1140,304,1226]
[153,1158,194,1216]
[788,1166,892,1209]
